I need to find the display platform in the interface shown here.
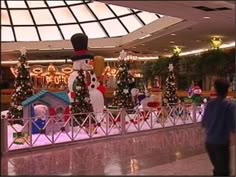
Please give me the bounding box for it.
[1,104,205,153]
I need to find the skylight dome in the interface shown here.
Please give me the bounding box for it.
[1,0,163,42]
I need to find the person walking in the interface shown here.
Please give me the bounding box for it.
[202,78,235,176]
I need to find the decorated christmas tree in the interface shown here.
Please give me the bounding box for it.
[112,50,135,109]
[70,69,94,127]
[9,48,34,125]
[163,63,179,105]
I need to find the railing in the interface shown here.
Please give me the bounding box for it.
[1,103,205,154]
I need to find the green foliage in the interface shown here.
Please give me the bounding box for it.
[178,74,191,90]
[163,65,179,104]
[195,49,229,76]
[141,48,235,89]
[112,60,135,109]
[141,61,156,86]
[70,69,94,127]
[8,54,33,125]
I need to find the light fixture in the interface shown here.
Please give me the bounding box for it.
[90,45,116,49]
[141,43,145,46]
[170,41,175,44]
[203,16,210,19]
[210,37,222,49]
[173,46,182,56]
[139,34,151,39]
[171,33,176,36]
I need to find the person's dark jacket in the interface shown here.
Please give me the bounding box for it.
[202,98,235,144]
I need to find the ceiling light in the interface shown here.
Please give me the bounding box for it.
[90,45,116,49]
[39,48,62,51]
[203,16,210,19]
[220,41,235,48]
[170,41,175,44]
[164,49,168,51]
[171,33,176,36]
[141,44,145,46]
[196,40,201,42]
[139,34,151,39]
[132,46,137,48]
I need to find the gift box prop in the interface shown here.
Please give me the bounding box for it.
[22,90,71,135]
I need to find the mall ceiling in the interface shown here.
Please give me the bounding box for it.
[1,1,235,62]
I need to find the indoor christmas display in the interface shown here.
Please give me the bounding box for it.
[8,47,34,125]
[188,82,202,105]
[112,50,136,109]
[163,63,179,105]
[68,33,104,113]
[21,90,70,135]
[70,69,95,130]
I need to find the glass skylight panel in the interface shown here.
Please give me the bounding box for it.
[137,12,159,24]
[71,5,95,22]
[7,1,27,8]
[1,1,6,8]
[120,15,143,32]
[32,9,55,25]
[1,10,11,25]
[46,1,65,7]
[1,0,165,42]
[65,1,82,5]
[14,27,39,41]
[81,22,107,39]
[133,9,140,12]
[101,19,127,37]
[1,27,14,41]
[38,26,62,40]
[108,4,131,16]
[51,7,76,24]
[10,10,34,25]
[60,24,83,40]
[88,2,114,20]
[27,1,47,8]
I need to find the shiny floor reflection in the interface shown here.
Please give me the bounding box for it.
[1,126,234,175]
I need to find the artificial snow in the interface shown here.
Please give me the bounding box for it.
[2,105,204,151]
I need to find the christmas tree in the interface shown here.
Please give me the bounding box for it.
[9,48,34,125]
[70,69,95,127]
[112,50,135,109]
[163,63,179,105]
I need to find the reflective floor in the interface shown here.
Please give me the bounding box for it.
[1,127,235,176]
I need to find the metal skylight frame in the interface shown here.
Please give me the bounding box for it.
[1,0,162,41]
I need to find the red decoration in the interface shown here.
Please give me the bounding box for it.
[74,50,87,56]
[63,107,70,122]
[97,85,106,95]
[70,92,75,99]
[147,102,160,108]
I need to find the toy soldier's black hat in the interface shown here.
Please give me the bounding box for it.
[70,33,94,61]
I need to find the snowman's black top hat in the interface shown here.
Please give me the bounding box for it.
[70,33,93,61]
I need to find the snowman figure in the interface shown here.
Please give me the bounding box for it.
[68,33,104,113]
